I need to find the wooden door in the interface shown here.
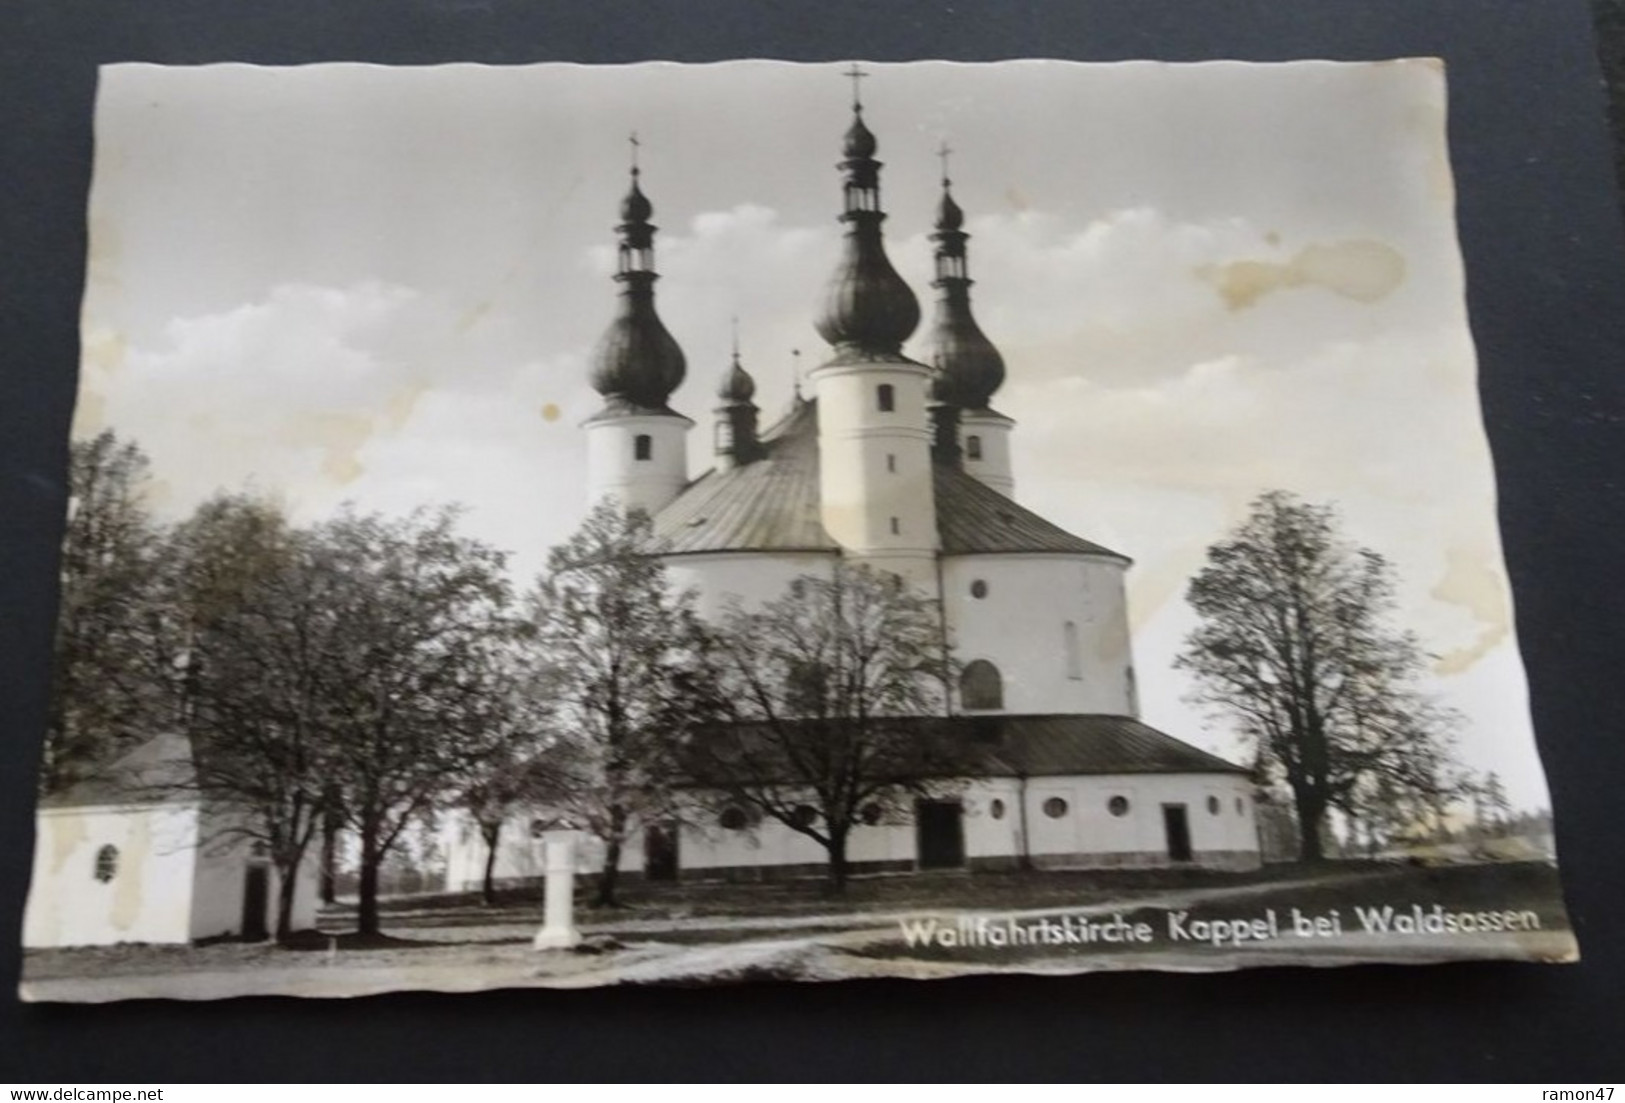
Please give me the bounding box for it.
[241,863,270,941]
[1163,804,1193,863]
[916,800,966,869]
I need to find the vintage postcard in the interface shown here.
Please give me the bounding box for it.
[21,59,1575,1001]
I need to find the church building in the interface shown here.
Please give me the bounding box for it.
[444,83,1259,893]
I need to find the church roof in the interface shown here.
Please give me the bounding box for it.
[38,732,197,809]
[969,715,1246,777]
[649,398,1127,560]
[685,714,1246,786]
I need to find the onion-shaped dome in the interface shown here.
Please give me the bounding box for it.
[929,307,1005,409]
[620,173,653,224]
[843,111,878,159]
[816,234,921,353]
[590,298,686,409]
[935,188,964,232]
[718,355,756,404]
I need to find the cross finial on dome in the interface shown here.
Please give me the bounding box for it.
[938,140,953,189]
[731,315,740,361]
[629,131,640,176]
[844,63,868,111]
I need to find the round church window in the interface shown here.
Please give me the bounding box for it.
[93,844,118,883]
[1108,795,1130,817]
[719,806,748,831]
[970,579,989,599]
[989,798,1006,820]
[1207,796,1221,816]
[1042,797,1068,819]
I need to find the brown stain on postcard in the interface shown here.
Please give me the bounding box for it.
[1429,545,1511,676]
[1201,240,1407,311]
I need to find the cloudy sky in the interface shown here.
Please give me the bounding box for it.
[76,59,1553,810]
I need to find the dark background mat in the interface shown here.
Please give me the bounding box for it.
[2,0,1622,1082]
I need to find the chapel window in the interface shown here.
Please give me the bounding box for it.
[960,660,1004,711]
[1064,621,1082,680]
[93,844,119,883]
[876,384,895,412]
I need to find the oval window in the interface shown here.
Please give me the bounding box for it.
[970,579,989,599]
[989,798,1006,820]
[1108,795,1130,818]
[1042,797,1068,819]
[93,844,119,883]
[860,803,883,826]
[719,806,748,831]
[1207,795,1221,816]
[791,804,818,829]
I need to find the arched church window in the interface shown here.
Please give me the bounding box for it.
[966,435,983,460]
[634,434,653,461]
[1063,621,1082,681]
[876,383,895,412]
[960,659,1004,711]
[93,844,119,883]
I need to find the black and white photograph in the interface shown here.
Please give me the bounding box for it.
[19,58,1577,1001]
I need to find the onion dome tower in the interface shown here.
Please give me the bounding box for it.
[713,321,763,471]
[925,145,1015,497]
[807,66,940,588]
[583,137,694,516]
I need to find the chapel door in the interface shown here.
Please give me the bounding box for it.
[240,863,270,941]
[644,823,680,882]
[1163,804,1193,863]
[916,800,966,869]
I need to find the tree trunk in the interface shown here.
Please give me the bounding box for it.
[274,856,301,944]
[481,822,501,906]
[826,831,850,895]
[595,835,622,908]
[1293,784,1326,862]
[319,796,341,906]
[356,822,382,937]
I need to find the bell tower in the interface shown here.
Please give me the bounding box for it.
[583,136,693,516]
[806,66,939,588]
[925,144,1014,497]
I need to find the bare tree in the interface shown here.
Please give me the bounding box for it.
[691,562,959,893]
[44,431,170,792]
[1177,491,1460,862]
[527,502,712,907]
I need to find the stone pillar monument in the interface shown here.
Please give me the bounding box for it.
[532,831,582,951]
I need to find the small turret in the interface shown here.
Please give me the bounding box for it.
[714,322,762,471]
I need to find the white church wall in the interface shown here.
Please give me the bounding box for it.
[664,551,838,620]
[941,554,1135,716]
[24,804,200,948]
[187,808,321,940]
[1021,773,1260,870]
[585,412,692,517]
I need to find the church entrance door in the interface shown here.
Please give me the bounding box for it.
[915,800,966,869]
[1162,804,1193,863]
[240,863,270,941]
[644,823,679,881]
